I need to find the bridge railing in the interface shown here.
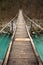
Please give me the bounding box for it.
[23,13,43,65]
[1,14,18,65]
[0,14,18,33]
[23,13,43,31]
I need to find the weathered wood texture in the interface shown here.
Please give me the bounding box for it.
[7,10,38,65]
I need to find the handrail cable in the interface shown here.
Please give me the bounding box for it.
[0,14,18,33]
[23,13,43,30]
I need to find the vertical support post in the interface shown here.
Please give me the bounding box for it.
[11,21,13,34]
[30,22,32,35]
[11,21,14,44]
[31,22,32,28]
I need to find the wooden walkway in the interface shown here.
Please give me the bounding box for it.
[7,10,38,65]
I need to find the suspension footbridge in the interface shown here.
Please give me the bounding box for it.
[0,10,43,65]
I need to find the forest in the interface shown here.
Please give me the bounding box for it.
[0,0,43,23]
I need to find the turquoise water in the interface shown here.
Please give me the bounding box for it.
[32,34,43,62]
[0,33,12,60]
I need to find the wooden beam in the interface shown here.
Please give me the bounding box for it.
[26,25,42,65]
[0,14,17,65]
[15,38,30,42]
[3,27,16,65]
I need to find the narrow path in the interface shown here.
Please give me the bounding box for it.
[7,10,38,65]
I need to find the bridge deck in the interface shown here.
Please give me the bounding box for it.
[7,10,38,65]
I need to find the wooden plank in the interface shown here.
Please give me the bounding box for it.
[15,38,30,42]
